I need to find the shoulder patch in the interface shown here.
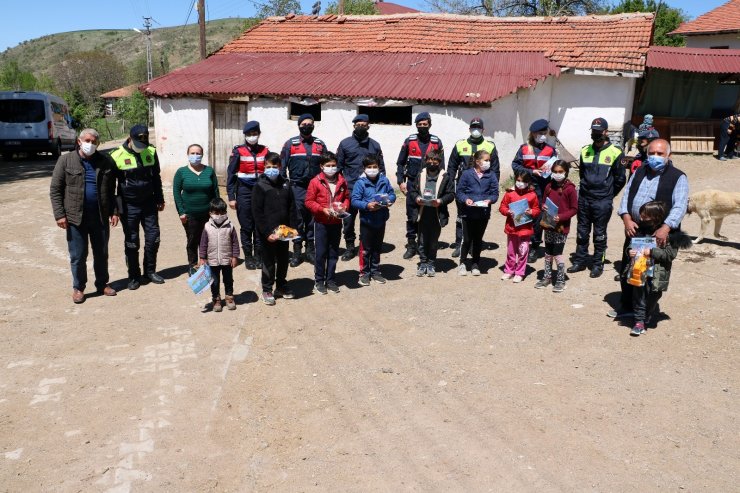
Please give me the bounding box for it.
[291,138,301,145]
[408,135,418,141]
[604,155,612,164]
[430,135,439,143]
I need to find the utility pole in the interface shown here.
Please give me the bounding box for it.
[143,17,153,82]
[197,0,206,60]
[338,0,344,14]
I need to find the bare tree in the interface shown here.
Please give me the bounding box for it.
[426,0,606,16]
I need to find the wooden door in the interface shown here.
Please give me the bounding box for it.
[211,101,248,182]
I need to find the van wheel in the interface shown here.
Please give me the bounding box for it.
[2,152,12,161]
[51,140,62,159]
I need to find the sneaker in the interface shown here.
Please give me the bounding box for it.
[630,322,646,336]
[372,273,387,284]
[326,281,340,293]
[127,278,141,290]
[426,265,436,277]
[534,277,551,289]
[719,156,727,161]
[567,263,587,274]
[213,298,223,312]
[458,264,468,276]
[512,275,523,283]
[314,282,328,295]
[416,265,427,277]
[501,272,513,280]
[146,272,165,284]
[225,295,236,310]
[262,291,276,305]
[451,244,461,258]
[607,309,634,319]
[275,287,295,299]
[358,274,371,286]
[471,264,481,276]
[552,281,566,293]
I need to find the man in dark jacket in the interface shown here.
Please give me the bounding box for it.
[396,112,444,260]
[50,128,119,303]
[336,114,385,261]
[109,124,165,290]
[568,117,626,278]
[447,117,499,257]
[280,113,327,267]
[718,113,739,161]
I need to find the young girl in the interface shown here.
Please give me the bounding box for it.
[199,198,239,312]
[252,152,298,305]
[499,171,540,282]
[534,160,578,292]
[622,201,690,336]
[455,150,500,276]
[305,152,350,294]
[409,150,455,277]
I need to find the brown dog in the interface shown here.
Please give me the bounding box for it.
[687,190,740,243]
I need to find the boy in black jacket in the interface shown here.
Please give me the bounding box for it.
[408,150,455,277]
[252,152,299,305]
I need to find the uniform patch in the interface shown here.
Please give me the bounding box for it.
[124,159,131,165]
[604,156,611,164]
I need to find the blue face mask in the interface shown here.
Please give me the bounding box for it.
[647,155,666,172]
[264,168,280,180]
[188,154,203,165]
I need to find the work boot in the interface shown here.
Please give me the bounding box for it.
[341,242,356,262]
[254,252,263,269]
[243,246,255,270]
[553,263,566,292]
[567,263,587,274]
[590,265,604,278]
[451,243,461,258]
[402,242,417,260]
[305,242,316,265]
[527,247,540,263]
[290,243,303,268]
[534,257,552,289]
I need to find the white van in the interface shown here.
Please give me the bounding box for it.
[0,91,78,160]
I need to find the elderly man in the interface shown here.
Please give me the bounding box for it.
[609,138,689,319]
[50,128,119,303]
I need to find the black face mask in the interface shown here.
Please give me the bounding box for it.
[354,127,369,140]
[427,164,440,173]
[299,125,314,136]
[416,126,430,137]
[591,131,605,143]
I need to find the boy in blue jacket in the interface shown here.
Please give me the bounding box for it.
[350,155,396,286]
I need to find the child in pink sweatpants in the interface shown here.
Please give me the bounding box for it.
[499,172,540,282]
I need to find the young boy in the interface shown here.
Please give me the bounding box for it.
[408,150,455,277]
[252,152,299,305]
[199,198,239,312]
[305,152,350,294]
[350,155,396,286]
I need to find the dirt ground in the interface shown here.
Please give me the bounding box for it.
[0,151,737,492]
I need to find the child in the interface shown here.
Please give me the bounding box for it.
[499,171,540,282]
[408,150,455,277]
[350,155,396,286]
[456,150,500,276]
[199,198,239,312]
[622,201,690,336]
[305,152,350,294]
[534,160,578,292]
[252,152,299,305]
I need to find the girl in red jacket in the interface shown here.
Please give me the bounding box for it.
[535,160,578,292]
[499,171,540,282]
[305,152,350,294]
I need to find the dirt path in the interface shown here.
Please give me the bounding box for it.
[0,153,737,492]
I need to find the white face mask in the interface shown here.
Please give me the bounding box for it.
[536,134,548,144]
[515,181,527,190]
[551,172,566,182]
[365,168,379,178]
[80,141,97,156]
[245,135,259,145]
[479,160,491,171]
[470,129,482,139]
[323,166,337,177]
[210,214,227,225]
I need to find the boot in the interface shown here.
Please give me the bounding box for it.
[305,241,316,265]
[553,263,566,292]
[341,241,356,262]
[534,257,552,289]
[254,252,263,269]
[243,246,256,270]
[290,243,303,268]
[402,242,417,260]
[451,243,461,258]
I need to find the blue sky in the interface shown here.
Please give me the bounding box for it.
[0,0,726,53]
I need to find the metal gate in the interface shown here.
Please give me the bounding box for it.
[211,101,248,182]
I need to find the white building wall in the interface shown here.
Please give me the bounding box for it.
[685,33,740,49]
[152,97,210,181]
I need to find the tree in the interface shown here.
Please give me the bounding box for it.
[0,60,39,91]
[250,0,302,18]
[51,50,127,105]
[117,91,149,127]
[326,0,379,14]
[426,0,606,16]
[609,0,687,46]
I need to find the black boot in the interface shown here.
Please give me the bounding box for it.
[451,242,461,258]
[244,246,257,270]
[254,252,263,269]
[290,243,303,268]
[305,241,316,265]
[341,241,356,261]
[402,242,417,260]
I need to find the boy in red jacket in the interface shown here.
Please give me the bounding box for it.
[535,160,578,292]
[499,172,541,282]
[305,152,350,294]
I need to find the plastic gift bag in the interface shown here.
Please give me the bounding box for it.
[188,264,213,295]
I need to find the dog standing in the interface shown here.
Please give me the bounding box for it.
[687,189,740,243]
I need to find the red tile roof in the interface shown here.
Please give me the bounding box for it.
[142,51,559,103]
[100,84,140,99]
[647,46,740,73]
[375,1,419,14]
[218,13,653,72]
[670,0,740,35]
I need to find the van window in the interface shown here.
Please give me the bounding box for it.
[0,99,46,123]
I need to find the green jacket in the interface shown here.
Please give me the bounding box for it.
[622,230,690,291]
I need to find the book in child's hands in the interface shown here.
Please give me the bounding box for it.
[540,197,559,229]
[509,198,533,226]
[627,237,657,287]
[372,193,391,207]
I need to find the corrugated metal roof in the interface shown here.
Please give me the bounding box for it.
[142,51,560,103]
[218,13,653,72]
[646,46,740,73]
[670,0,740,35]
